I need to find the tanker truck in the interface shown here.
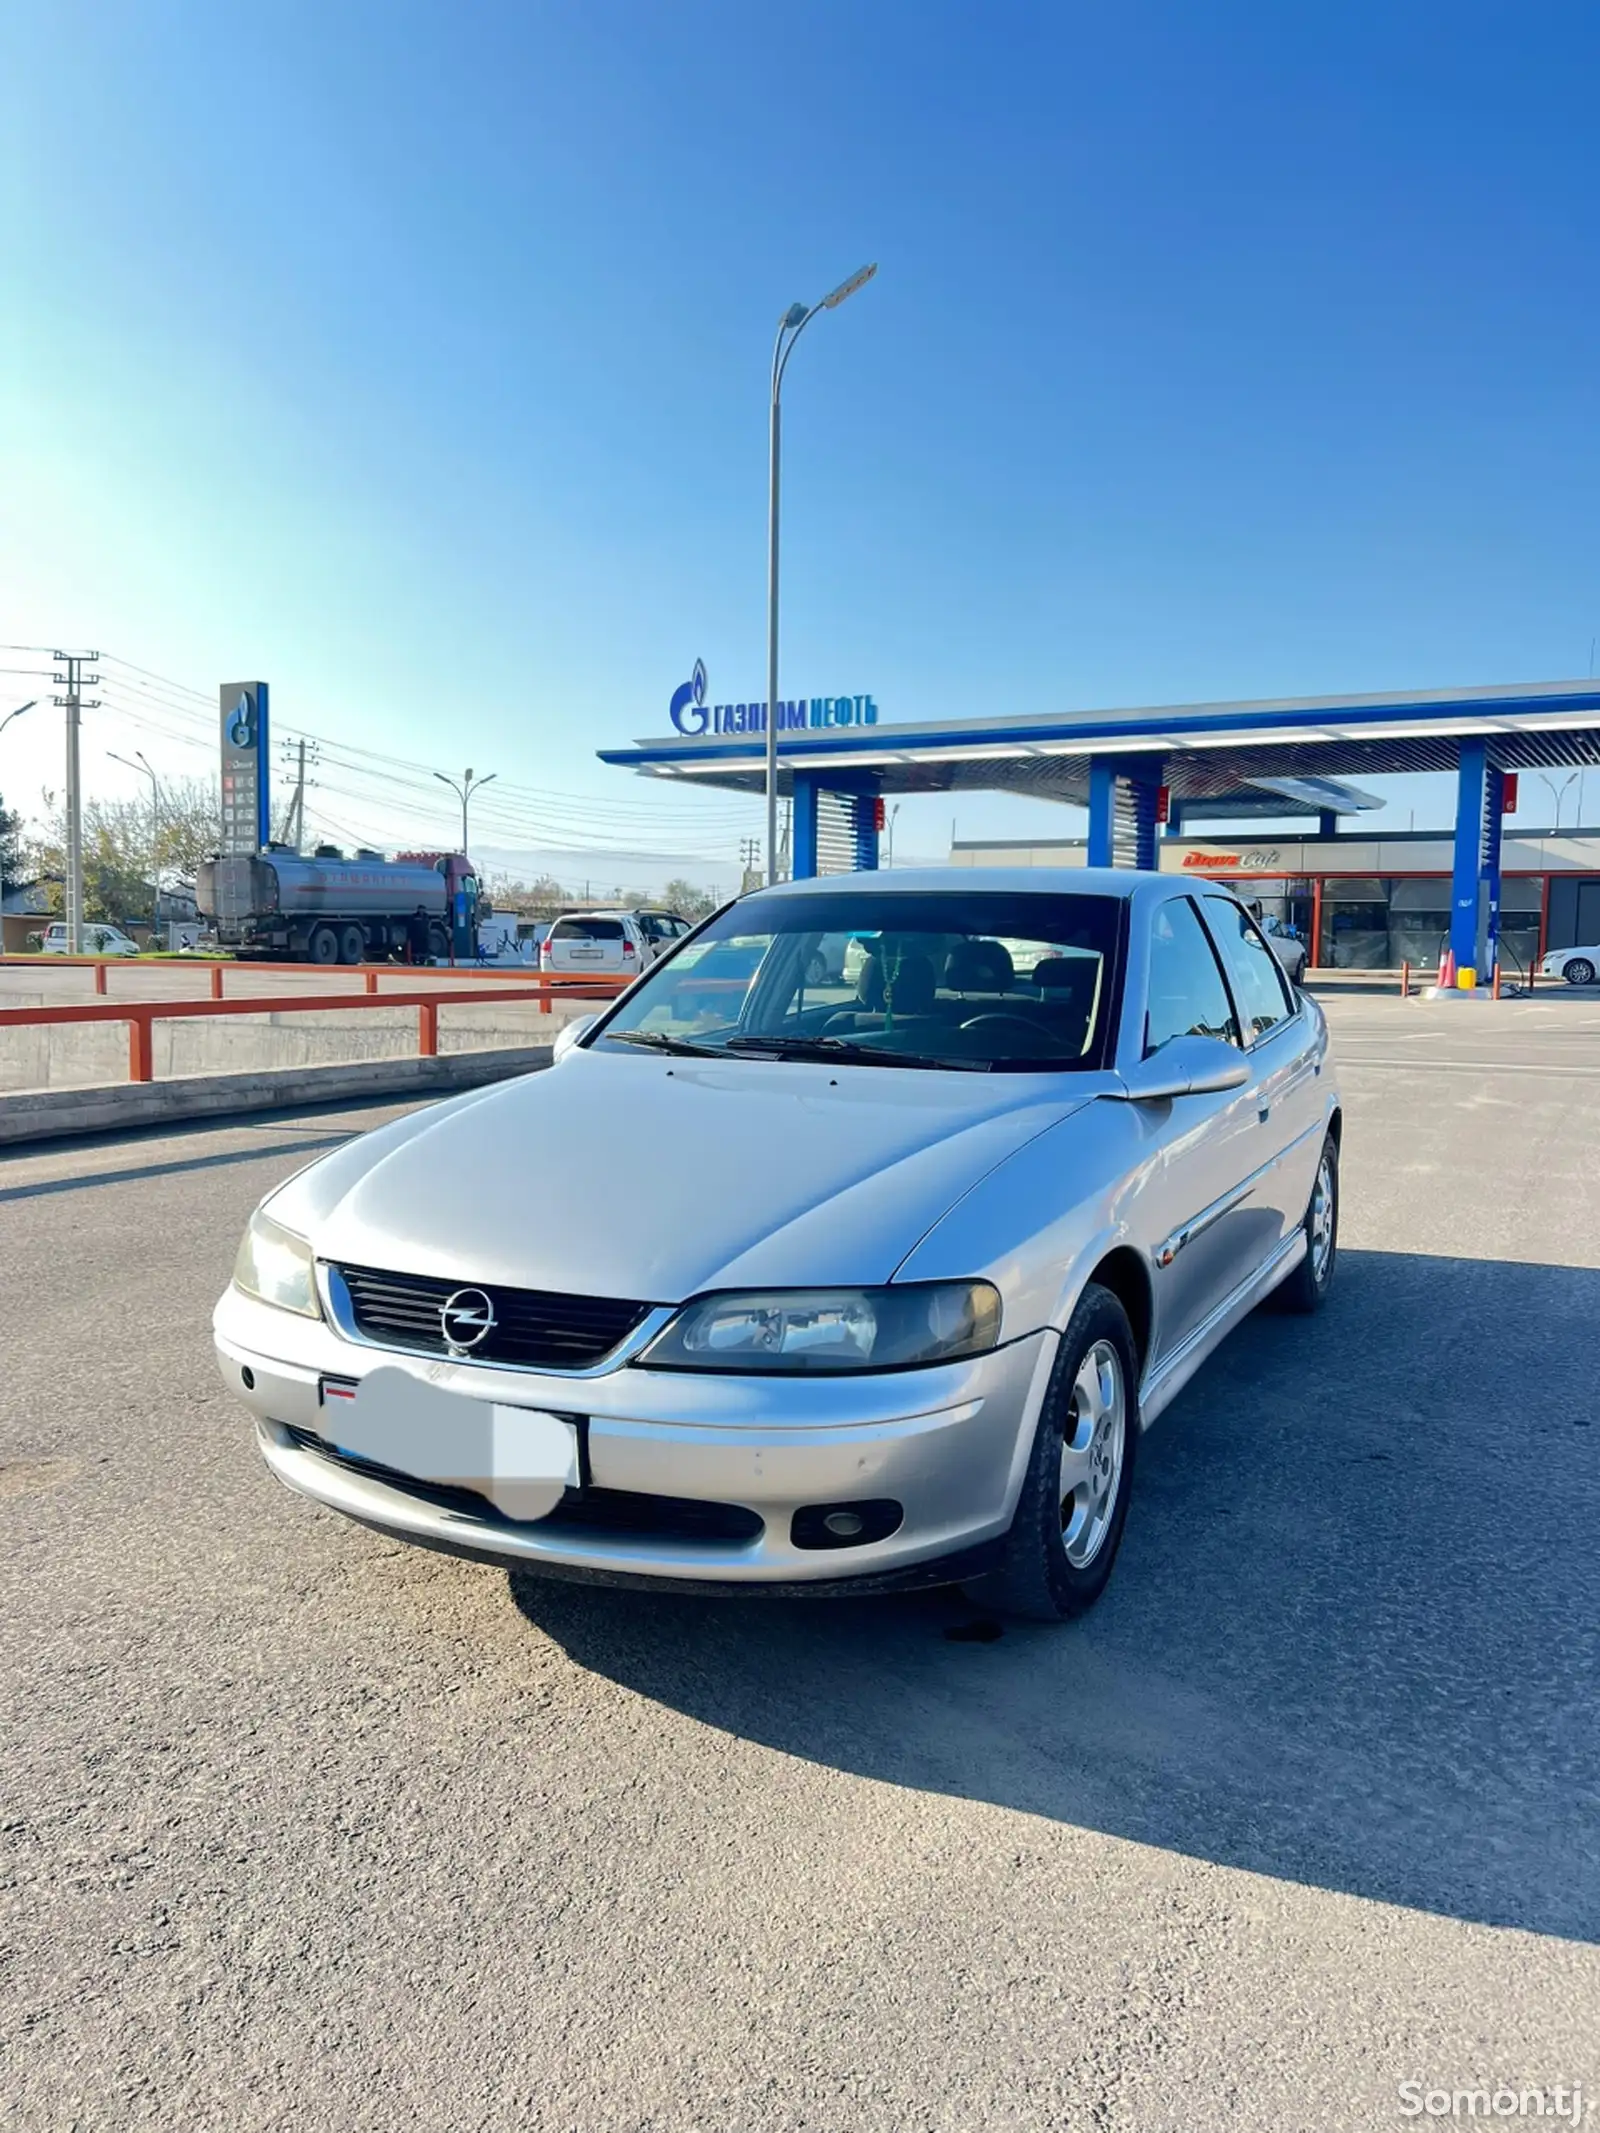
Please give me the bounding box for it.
[196,846,484,964]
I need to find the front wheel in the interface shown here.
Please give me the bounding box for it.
[963,1284,1140,1622]
[1564,957,1595,986]
[1270,1132,1339,1314]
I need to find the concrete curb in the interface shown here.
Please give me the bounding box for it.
[0,1046,552,1147]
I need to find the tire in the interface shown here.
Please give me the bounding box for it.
[963,1284,1140,1622]
[339,924,366,966]
[1270,1131,1339,1315]
[1564,957,1595,986]
[427,921,451,962]
[308,925,340,967]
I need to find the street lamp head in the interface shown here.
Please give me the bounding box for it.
[780,302,809,330]
[822,262,877,309]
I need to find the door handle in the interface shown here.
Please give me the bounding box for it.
[1258,1104,1271,1124]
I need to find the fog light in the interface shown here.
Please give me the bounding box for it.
[791,1500,903,1550]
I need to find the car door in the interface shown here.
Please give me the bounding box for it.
[1138,894,1268,1362]
[1198,893,1324,1251]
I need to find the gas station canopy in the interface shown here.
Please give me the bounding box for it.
[601,679,1600,801]
[600,678,1600,987]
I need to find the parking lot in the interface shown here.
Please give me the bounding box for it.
[3,990,1597,2132]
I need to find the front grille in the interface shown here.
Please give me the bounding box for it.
[335,1262,651,1370]
[285,1427,762,1545]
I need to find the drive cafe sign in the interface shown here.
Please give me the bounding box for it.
[1181,848,1283,872]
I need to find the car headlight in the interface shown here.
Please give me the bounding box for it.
[232,1207,322,1319]
[639,1281,1001,1374]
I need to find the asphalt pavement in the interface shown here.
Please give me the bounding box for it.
[3,993,1598,2132]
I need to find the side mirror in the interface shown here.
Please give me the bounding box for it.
[552,1013,597,1063]
[1119,1035,1250,1102]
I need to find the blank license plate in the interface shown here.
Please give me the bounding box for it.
[331,1364,579,1522]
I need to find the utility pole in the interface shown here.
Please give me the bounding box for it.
[52,652,100,953]
[278,737,317,850]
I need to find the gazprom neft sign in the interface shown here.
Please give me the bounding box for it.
[669,659,878,738]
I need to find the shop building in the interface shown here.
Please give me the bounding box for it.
[949,828,1600,974]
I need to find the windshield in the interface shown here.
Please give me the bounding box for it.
[594,889,1124,1071]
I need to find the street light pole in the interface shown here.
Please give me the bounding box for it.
[766,263,877,887]
[1538,771,1577,832]
[109,748,164,944]
[433,767,497,859]
[0,699,37,740]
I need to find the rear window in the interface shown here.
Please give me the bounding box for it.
[552,917,624,941]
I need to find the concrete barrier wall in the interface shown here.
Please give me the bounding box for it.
[0,1045,554,1147]
[0,997,597,1094]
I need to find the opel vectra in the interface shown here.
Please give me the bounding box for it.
[215,870,1340,1620]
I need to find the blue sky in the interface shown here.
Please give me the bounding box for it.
[3,0,1598,883]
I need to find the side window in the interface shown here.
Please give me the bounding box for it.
[1144,898,1241,1056]
[1203,896,1295,1041]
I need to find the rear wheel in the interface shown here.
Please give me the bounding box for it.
[963,1284,1139,1622]
[1271,1132,1339,1314]
[339,924,365,966]
[1565,957,1596,986]
[308,925,340,966]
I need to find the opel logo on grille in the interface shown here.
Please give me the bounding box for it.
[440,1287,496,1353]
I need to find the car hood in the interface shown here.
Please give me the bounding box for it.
[269,1048,1102,1302]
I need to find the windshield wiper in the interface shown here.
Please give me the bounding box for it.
[722,1034,992,1072]
[604,1028,725,1058]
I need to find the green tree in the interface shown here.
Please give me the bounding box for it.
[488,872,569,919]
[26,796,155,925]
[659,878,720,921]
[151,775,221,881]
[0,791,22,894]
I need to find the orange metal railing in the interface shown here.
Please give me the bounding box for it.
[0,953,601,994]
[0,976,628,1084]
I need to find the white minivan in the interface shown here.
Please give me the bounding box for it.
[41,922,140,957]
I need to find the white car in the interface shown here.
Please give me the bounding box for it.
[630,909,696,963]
[216,868,1340,1622]
[539,911,649,977]
[41,921,140,957]
[1540,944,1599,986]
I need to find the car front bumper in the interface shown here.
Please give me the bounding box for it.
[214,1285,1057,1589]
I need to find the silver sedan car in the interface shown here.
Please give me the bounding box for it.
[215,868,1340,1621]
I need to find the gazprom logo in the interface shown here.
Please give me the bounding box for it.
[667,659,877,738]
[668,659,710,736]
[227,689,255,749]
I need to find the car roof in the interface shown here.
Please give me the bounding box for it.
[753,865,1233,903]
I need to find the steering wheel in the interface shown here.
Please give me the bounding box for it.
[957,1013,1070,1054]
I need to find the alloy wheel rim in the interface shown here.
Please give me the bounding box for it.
[1059,1339,1126,1569]
[1310,1155,1335,1282]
